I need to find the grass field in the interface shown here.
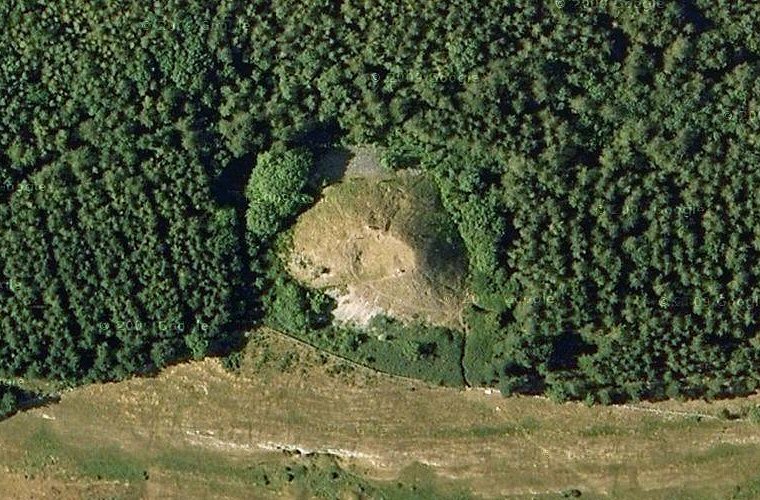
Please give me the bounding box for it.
[1,328,760,499]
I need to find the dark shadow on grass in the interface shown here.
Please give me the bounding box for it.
[0,385,60,423]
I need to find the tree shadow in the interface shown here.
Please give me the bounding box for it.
[288,119,352,189]
[310,148,352,187]
[0,387,61,423]
[211,152,255,208]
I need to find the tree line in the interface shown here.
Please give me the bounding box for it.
[2,0,760,402]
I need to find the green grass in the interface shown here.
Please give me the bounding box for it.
[23,425,66,470]
[636,415,713,436]
[731,475,760,500]
[578,424,625,438]
[156,448,475,499]
[681,443,756,466]
[154,447,260,485]
[305,315,466,386]
[431,417,541,440]
[78,446,145,481]
[24,424,145,482]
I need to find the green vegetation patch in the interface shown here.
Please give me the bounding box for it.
[328,316,466,386]
[24,424,146,482]
[239,456,474,500]
[0,383,35,420]
[156,447,474,499]
[273,313,466,387]
[732,475,760,500]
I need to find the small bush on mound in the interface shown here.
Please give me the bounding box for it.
[262,274,334,335]
[246,148,314,241]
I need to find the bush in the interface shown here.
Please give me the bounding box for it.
[461,308,504,386]
[263,274,334,335]
[745,405,760,424]
[221,351,243,374]
[246,148,313,241]
[0,390,18,419]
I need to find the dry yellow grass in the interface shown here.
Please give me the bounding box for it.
[1,328,760,499]
[287,172,469,329]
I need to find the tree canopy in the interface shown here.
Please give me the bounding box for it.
[2,0,760,401]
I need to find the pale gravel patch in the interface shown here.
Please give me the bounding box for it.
[183,430,389,468]
[619,404,722,421]
[326,286,386,327]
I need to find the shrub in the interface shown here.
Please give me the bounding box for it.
[246,148,313,241]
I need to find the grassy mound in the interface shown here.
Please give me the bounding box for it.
[287,168,470,330]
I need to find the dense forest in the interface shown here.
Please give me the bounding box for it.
[2,0,760,402]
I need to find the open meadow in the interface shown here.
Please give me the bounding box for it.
[1,329,760,499]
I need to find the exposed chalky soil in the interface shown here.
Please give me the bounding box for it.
[288,156,470,330]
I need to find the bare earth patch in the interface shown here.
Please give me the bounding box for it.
[288,161,469,329]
